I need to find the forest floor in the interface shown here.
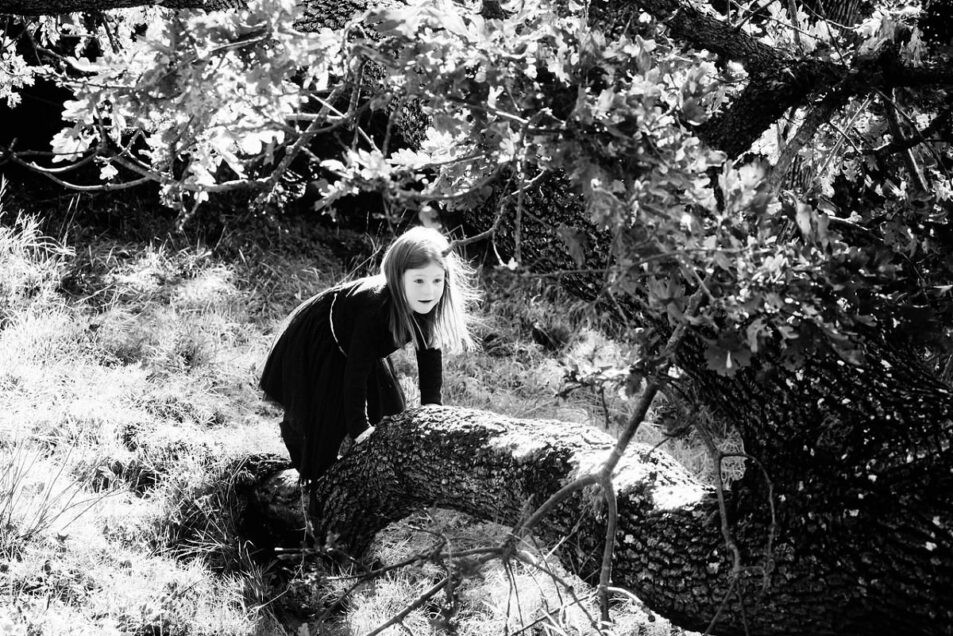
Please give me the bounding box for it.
[0,188,724,634]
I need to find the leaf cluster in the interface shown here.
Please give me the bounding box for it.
[2,0,951,378]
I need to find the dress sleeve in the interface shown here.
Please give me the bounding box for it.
[342,313,381,438]
[416,347,443,405]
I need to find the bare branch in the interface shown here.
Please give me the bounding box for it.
[871,105,953,158]
[766,85,852,193]
[506,590,599,636]
[509,548,605,634]
[720,451,778,593]
[446,175,515,251]
[813,96,870,180]
[882,90,935,194]
[596,474,618,625]
[252,83,348,210]
[512,474,600,539]
[365,576,450,636]
[3,151,153,192]
[785,0,803,51]
[703,577,741,636]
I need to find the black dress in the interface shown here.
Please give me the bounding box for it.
[259,275,442,482]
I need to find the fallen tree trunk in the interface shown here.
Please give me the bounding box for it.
[247,404,953,635]
[459,178,953,635]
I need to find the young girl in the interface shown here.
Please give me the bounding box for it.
[259,226,478,484]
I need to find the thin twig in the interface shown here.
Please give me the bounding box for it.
[799,0,855,30]
[721,452,777,593]
[874,87,952,180]
[703,436,741,571]
[882,89,930,193]
[813,96,870,180]
[785,0,802,51]
[512,474,600,538]
[726,0,838,40]
[4,154,153,192]
[253,83,348,209]
[703,576,740,636]
[388,165,508,206]
[348,63,367,153]
[731,0,775,32]
[596,473,618,625]
[871,104,953,159]
[381,93,401,158]
[506,591,599,636]
[446,174,515,251]
[586,288,706,623]
[510,549,605,635]
[693,419,747,636]
[0,146,98,174]
[364,577,450,636]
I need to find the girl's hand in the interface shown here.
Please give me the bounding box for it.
[354,426,375,444]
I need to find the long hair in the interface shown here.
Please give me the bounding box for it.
[381,226,479,353]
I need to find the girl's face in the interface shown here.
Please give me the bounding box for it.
[402,261,445,314]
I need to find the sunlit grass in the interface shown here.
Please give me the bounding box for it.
[0,196,715,634]
[0,200,280,633]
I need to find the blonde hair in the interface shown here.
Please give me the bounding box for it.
[381,226,479,353]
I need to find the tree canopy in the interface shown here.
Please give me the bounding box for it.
[1,0,950,378]
[2,0,952,632]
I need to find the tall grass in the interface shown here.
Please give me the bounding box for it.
[0,188,713,635]
[0,192,274,633]
[0,441,103,557]
[0,189,73,328]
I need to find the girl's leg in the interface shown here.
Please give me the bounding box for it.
[279,415,304,470]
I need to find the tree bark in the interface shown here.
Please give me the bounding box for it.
[676,334,953,635]
[248,401,953,635]
[452,167,953,634]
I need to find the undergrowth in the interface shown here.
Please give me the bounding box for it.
[0,192,724,634]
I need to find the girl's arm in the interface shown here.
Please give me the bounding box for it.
[341,317,380,438]
[416,347,443,405]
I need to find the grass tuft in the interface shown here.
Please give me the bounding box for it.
[0,440,104,558]
[0,201,720,634]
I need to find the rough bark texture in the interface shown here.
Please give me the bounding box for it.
[249,402,952,635]
[677,335,953,635]
[454,169,953,634]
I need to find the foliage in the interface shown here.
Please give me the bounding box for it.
[335,0,952,376]
[4,0,950,379]
[4,0,344,213]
